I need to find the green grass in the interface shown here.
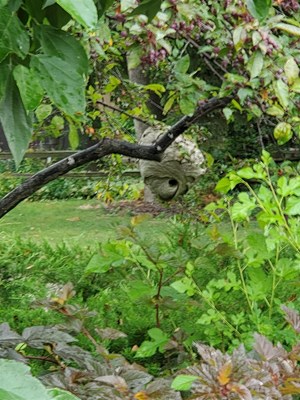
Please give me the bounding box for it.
[0,199,130,245]
[0,199,168,245]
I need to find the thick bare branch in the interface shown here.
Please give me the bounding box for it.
[0,96,231,218]
[0,138,159,218]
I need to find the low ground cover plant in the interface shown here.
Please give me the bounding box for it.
[1,284,300,399]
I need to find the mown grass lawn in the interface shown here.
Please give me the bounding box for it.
[0,199,168,245]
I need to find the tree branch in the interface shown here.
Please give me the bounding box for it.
[154,97,231,152]
[0,96,231,219]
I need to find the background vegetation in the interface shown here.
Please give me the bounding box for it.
[1,0,300,399]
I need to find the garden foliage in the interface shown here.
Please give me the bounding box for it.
[0,152,300,398]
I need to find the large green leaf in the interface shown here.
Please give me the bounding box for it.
[285,196,300,216]
[31,55,86,116]
[273,122,293,145]
[0,71,32,166]
[96,0,115,17]
[247,50,264,80]
[0,0,9,7]
[48,388,81,399]
[171,375,198,391]
[276,23,300,37]
[13,65,44,110]
[22,0,45,22]
[44,3,72,28]
[56,0,98,28]
[246,0,271,21]
[284,57,299,85]
[273,79,289,110]
[0,6,29,62]
[0,359,51,400]
[174,54,190,74]
[38,25,89,76]
[129,0,162,22]
[68,123,79,150]
[0,389,25,400]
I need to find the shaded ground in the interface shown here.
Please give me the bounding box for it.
[104,199,184,216]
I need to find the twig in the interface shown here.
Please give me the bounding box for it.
[203,56,225,81]
[22,354,61,365]
[257,119,265,150]
[96,100,151,125]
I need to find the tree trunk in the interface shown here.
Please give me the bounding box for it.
[127,58,163,202]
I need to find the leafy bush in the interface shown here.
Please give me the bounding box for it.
[82,153,300,354]
[1,284,300,400]
[172,306,300,399]
[0,284,181,400]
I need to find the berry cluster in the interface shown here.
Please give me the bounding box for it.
[141,48,168,65]
[278,0,299,13]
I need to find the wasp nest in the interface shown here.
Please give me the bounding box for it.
[139,126,206,200]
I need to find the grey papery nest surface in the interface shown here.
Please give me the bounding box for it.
[139,126,206,200]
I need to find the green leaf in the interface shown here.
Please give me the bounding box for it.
[233,26,247,51]
[246,0,271,21]
[148,327,168,342]
[22,0,45,22]
[0,71,32,166]
[97,0,115,17]
[171,375,198,391]
[135,328,169,357]
[215,177,231,193]
[13,66,44,111]
[285,196,300,216]
[144,83,165,96]
[273,79,289,110]
[237,167,256,180]
[163,93,176,115]
[56,0,98,28]
[223,107,234,122]
[127,280,155,300]
[135,340,158,358]
[266,104,284,117]
[43,0,56,7]
[247,50,264,80]
[273,122,293,145]
[48,388,81,399]
[231,192,257,221]
[0,61,10,98]
[127,46,142,69]
[38,25,89,77]
[129,0,162,22]
[0,6,29,62]
[174,54,190,74]
[104,75,121,93]
[179,96,196,115]
[0,389,25,400]
[237,88,253,104]
[31,55,86,116]
[85,253,111,274]
[276,22,300,37]
[0,359,52,400]
[44,3,71,28]
[68,123,79,150]
[35,104,52,122]
[171,277,196,296]
[291,78,300,93]
[284,57,299,85]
